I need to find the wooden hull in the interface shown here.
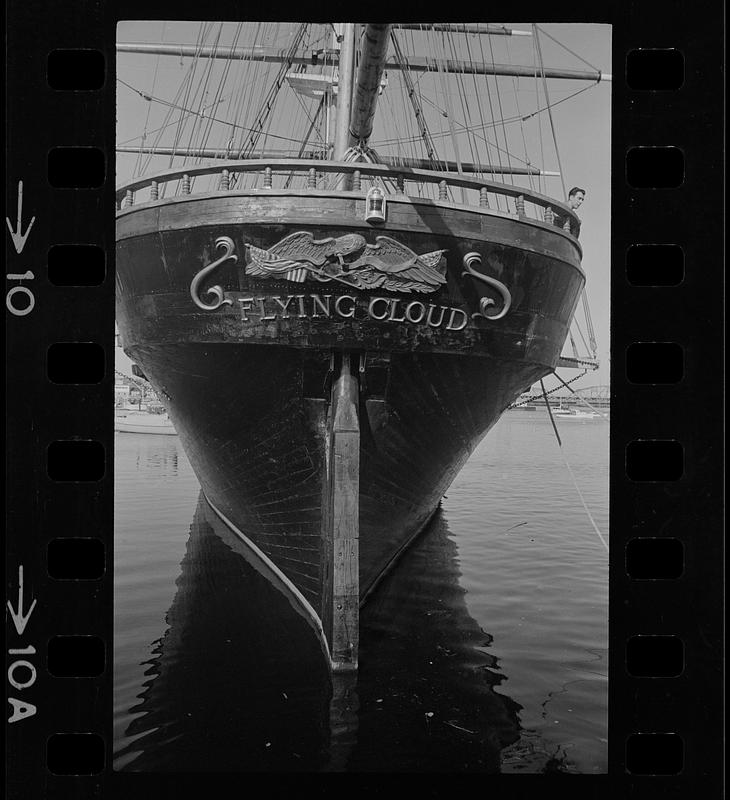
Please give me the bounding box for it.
[116,190,584,664]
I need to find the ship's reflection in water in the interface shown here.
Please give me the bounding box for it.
[114,494,522,772]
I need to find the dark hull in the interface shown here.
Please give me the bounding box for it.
[123,341,546,617]
[117,190,584,664]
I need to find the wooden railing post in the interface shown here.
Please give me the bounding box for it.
[479,187,489,207]
[543,206,554,224]
[515,194,525,217]
[219,169,230,190]
[352,170,361,191]
[149,181,158,201]
[438,180,448,201]
[263,166,273,188]
[181,174,191,194]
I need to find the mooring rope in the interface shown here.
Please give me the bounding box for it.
[539,379,609,553]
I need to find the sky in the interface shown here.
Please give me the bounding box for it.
[115,22,611,392]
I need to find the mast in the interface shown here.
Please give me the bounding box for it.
[349,24,391,148]
[333,24,356,159]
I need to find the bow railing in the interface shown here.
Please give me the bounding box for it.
[116,158,580,236]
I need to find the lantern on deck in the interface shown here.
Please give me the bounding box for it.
[365,186,386,223]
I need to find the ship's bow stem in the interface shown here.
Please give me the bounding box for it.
[323,353,360,672]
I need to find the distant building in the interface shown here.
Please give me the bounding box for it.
[114,381,130,407]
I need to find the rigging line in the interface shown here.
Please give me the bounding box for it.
[510,370,585,407]
[141,26,205,168]
[238,22,309,159]
[117,77,158,98]
[441,33,479,184]
[534,38,545,195]
[221,24,247,156]
[169,23,209,173]
[505,35,534,192]
[221,22,245,131]
[534,24,567,199]
[520,83,595,121]
[398,77,423,175]
[292,93,326,145]
[187,26,218,152]
[371,85,592,146]
[284,95,325,188]
[117,79,311,144]
[568,331,579,359]
[534,25,603,74]
[581,290,598,355]
[146,57,197,186]
[189,24,228,163]
[439,103,537,170]
[427,30,453,157]
[118,97,229,147]
[539,379,609,554]
[197,34,244,193]
[575,290,598,359]
[227,22,263,160]
[230,22,268,172]
[487,30,513,184]
[462,26,492,183]
[186,24,224,173]
[475,33,499,180]
[249,25,305,157]
[206,25,244,147]
[134,22,164,179]
[155,23,208,192]
[188,23,242,187]
[454,30,483,199]
[540,378,563,447]
[434,30,466,201]
[451,29,481,179]
[390,30,442,169]
[196,27,238,172]
[573,317,591,354]
[476,34,505,209]
[117,77,212,120]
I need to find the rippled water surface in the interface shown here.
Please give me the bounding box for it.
[114,408,608,773]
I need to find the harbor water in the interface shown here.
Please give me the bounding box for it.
[114,408,608,773]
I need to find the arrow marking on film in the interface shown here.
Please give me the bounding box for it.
[7,565,37,636]
[6,180,36,254]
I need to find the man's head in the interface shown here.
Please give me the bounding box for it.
[568,187,586,210]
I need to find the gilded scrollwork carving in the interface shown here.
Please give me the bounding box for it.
[461,252,511,320]
[190,236,237,311]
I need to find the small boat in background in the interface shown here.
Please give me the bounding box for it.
[115,407,177,435]
[552,407,602,421]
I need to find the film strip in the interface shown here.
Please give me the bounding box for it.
[5,1,723,796]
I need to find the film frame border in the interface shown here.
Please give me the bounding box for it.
[4,0,724,796]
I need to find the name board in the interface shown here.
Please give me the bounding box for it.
[221,292,469,331]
